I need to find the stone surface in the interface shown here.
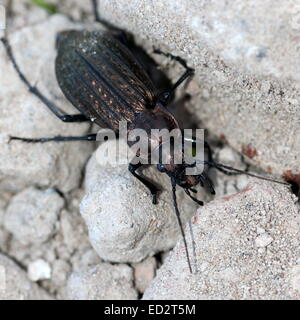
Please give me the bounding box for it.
[51,259,71,288]
[67,263,138,300]
[8,0,93,31]
[0,253,53,300]
[80,140,202,264]
[98,0,300,178]
[133,257,157,294]
[0,14,94,192]
[143,181,300,299]
[4,187,64,245]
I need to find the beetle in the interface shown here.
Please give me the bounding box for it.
[0,0,288,273]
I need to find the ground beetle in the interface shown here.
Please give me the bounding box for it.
[1,0,288,273]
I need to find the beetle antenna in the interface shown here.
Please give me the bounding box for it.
[196,160,289,185]
[171,177,193,273]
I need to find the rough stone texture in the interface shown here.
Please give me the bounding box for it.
[67,263,138,300]
[80,140,203,264]
[0,14,94,192]
[98,0,300,178]
[0,193,10,252]
[0,253,52,300]
[0,186,96,298]
[133,257,157,294]
[4,187,64,245]
[7,0,93,31]
[143,181,300,300]
[50,259,71,288]
[211,144,250,199]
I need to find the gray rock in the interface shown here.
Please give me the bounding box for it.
[4,187,64,245]
[67,263,137,300]
[0,14,94,192]
[143,181,300,299]
[0,253,53,300]
[80,141,202,263]
[8,0,92,31]
[59,209,90,253]
[71,249,102,271]
[97,0,300,177]
[51,259,71,288]
[133,257,157,294]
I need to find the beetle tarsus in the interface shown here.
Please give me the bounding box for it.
[153,48,194,72]
[129,163,160,204]
[91,0,122,33]
[153,48,195,106]
[1,37,90,124]
[152,193,158,205]
[185,189,204,206]
[200,173,216,195]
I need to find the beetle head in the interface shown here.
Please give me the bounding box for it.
[157,162,200,188]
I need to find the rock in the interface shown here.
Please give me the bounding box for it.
[4,187,64,245]
[71,249,102,271]
[143,181,300,299]
[8,0,93,31]
[0,193,10,252]
[27,259,51,282]
[0,253,53,300]
[97,0,300,177]
[80,140,202,263]
[133,257,157,293]
[67,263,138,300]
[0,14,94,192]
[51,259,71,288]
[0,228,9,252]
[59,209,90,252]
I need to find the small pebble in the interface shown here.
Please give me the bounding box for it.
[255,233,273,248]
[28,259,51,282]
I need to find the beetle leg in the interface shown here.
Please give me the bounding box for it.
[9,134,97,143]
[91,0,122,32]
[1,38,89,123]
[154,49,194,106]
[184,189,204,206]
[200,172,216,195]
[153,49,193,72]
[128,163,160,204]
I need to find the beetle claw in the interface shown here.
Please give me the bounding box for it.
[152,193,158,205]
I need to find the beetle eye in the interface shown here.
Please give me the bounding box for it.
[157,163,166,172]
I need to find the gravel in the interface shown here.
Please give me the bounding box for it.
[67,263,138,300]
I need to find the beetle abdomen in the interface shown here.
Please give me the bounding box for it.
[55,30,157,131]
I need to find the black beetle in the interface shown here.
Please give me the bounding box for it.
[1,0,288,273]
